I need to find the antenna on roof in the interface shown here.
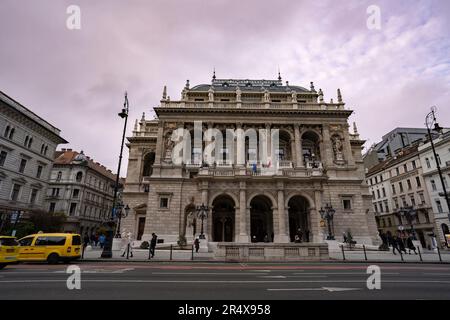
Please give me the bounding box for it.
[212,67,216,82]
[278,66,282,81]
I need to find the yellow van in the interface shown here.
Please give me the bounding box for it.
[18,233,82,264]
[0,236,19,269]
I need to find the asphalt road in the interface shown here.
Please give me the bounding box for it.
[0,262,450,300]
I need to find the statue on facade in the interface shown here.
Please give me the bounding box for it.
[264,89,270,102]
[186,210,197,237]
[235,86,242,101]
[208,87,214,101]
[291,90,297,103]
[164,133,174,160]
[332,135,344,161]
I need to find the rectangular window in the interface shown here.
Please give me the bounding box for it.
[410,195,416,207]
[69,203,77,216]
[342,198,352,210]
[160,197,169,209]
[30,189,38,204]
[72,189,80,199]
[392,184,396,194]
[382,188,386,197]
[396,167,400,175]
[379,202,384,213]
[399,182,404,193]
[0,151,7,166]
[374,204,378,213]
[49,202,56,213]
[403,164,408,173]
[384,201,389,213]
[412,160,416,169]
[426,158,431,168]
[431,180,437,191]
[52,188,60,196]
[11,184,21,201]
[36,165,43,179]
[19,159,27,173]
[407,179,412,190]
[394,198,399,209]
[416,176,421,188]
[419,193,425,204]
[436,200,443,213]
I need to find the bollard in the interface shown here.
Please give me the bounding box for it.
[363,245,368,261]
[148,245,152,260]
[417,246,423,262]
[126,243,130,260]
[341,245,346,261]
[191,245,194,261]
[170,244,173,261]
[437,246,442,262]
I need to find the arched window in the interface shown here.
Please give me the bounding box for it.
[142,152,155,177]
[76,171,83,182]
[44,146,48,155]
[24,136,29,146]
[56,171,62,181]
[9,128,15,139]
[28,137,33,148]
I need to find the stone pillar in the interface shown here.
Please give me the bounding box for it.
[322,125,333,167]
[294,125,303,167]
[200,183,210,240]
[312,189,325,243]
[275,182,289,243]
[238,182,249,242]
[154,122,165,165]
[265,123,271,166]
[343,125,355,166]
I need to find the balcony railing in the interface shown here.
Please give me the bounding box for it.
[159,101,345,111]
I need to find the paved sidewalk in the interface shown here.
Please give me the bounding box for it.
[81,246,450,263]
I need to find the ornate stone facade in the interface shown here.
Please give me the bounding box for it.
[121,76,378,248]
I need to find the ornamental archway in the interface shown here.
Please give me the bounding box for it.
[250,195,274,242]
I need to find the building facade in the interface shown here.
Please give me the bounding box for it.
[46,149,118,236]
[121,76,379,249]
[418,130,450,247]
[366,144,435,249]
[0,91,67,231]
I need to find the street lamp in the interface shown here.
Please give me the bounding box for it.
[397,206,417,239]
[196,203,209,240]
[319,204,335,240]
[425,106,450,224]
[115,204,130,238]
[101,92,129,258]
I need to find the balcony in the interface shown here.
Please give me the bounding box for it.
[159,101,345,111]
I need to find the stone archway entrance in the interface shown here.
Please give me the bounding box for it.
[250,195,274,242]
[288,195,311,242]
[212,195,235,242]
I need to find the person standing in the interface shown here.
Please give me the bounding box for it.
[397,234,407,254]
[406,235,417,254]
[194,238,200,253]
[99,234,106,249]
[150,233,157,258]
[391,235,401,255]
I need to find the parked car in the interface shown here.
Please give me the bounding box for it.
[18,233,82,264]
[0,236,19,269]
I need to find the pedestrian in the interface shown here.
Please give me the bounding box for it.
[343,232,348,244]
[391,235,401,255]
[121,231,134,258]
[150,233,157,258]
[397,235,407,254]
[305,229,310,243]
[83,233,90,247]
[90,234,96,247]
[99,234,106,249]
[194,238,200,253]
[406,235,417,255]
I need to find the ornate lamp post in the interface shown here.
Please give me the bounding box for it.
[319,204,336,240]
[115,203,130,238]
[397,206,417,239]
[101,92,129,258]
[196,203,209,240]
[425,106,450,224]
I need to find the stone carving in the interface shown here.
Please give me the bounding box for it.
[236,86,242,101]
[186,210,197,237]
[264,89,270,102]
[164,132,174,159]
[291,90,297,103]
[332,135,344,161]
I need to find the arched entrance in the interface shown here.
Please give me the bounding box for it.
[212,195,235,242]
[250,195,274,242]
[288,196,311,242]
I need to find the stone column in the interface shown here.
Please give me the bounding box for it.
[238,182,249,242]
[312,189,325,243]
[343,125,355,166]
[266,123,271,165]
[275,182,289,243]
[294,125,303,167]
[154,122,165,165]
[322,124,333,167]
[200,183,210,240]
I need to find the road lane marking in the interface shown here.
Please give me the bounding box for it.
[151,272,269,275]
[260,276,287,279]
[267,287,361,292]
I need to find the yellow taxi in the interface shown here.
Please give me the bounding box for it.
[18,233,82,264]
[0,236,19,269]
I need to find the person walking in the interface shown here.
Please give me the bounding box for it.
[391,235,401,255]
[406,235,417,255]
[150,233,157,258]
[99,234,106,249]
[194,238,200,253]
[397,234,407,254]
[121,231,134,258]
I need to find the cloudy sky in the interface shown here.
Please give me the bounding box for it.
[0,0,449,176]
